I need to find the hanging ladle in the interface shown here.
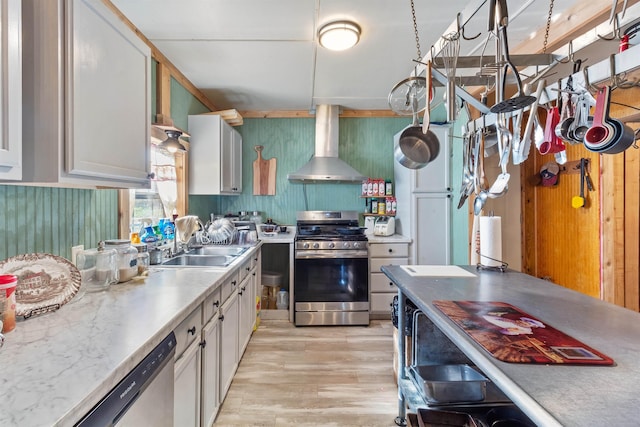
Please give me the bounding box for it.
[489,0,536,114]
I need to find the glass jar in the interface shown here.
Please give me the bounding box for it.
[250,211,263,224]
[134,243,150,276]
[104,239,138,283]
[76,243,118,292]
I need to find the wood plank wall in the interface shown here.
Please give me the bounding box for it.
[0,186,118,261]
[522,86,640,311]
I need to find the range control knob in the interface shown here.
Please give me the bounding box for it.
[303,243,310,249]
[343,242,350,249]
[329,242,335,249]
[353,242,361,249]
[313,243,320,249]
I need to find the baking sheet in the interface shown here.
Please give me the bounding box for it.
[401,265,477,277]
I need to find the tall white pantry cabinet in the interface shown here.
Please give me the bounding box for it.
[394,124,452,265]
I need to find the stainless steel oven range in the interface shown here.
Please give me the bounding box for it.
[294,210,369,326]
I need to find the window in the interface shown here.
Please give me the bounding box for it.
[128,144,179,236]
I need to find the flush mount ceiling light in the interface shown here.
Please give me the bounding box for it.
[318,21,361,51]
[160,129,186,153]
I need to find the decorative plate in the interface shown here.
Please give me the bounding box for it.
[0,253,82,317]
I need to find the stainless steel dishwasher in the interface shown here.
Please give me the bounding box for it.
[75,332,176,426]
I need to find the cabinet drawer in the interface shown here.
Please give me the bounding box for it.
[370,293,396,313]
[371,272,398,292]
[238,258,252,283]
[221,272,239,303]
[203,287,222,323]
[174,306,202,359]
[370,257,408,273]
[369,243,409,258]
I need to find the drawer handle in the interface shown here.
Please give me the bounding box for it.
[187,326,196,335]
[254,257,258,261]
[199,340,206,348]
[246,267,250,271]
[388,248,393,253]
[389,282,394,287]
[219,314,225,321]
[232,280,237,286]
[252,272,256,277]
[213,300,220,308]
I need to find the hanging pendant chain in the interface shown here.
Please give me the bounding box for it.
[410,0,422,60]
[542,0,555,53]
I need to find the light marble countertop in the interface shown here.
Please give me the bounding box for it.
[383,265,640,427]
[366,233,411,244]
[257,226,296,243]
[0,245,261,427]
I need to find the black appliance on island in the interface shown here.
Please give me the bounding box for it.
[294,211,369,326]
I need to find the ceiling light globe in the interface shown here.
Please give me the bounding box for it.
[161,130,186,153]
[318,21,361,51]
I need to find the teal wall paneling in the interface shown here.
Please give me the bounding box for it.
[186,113,470,264]
[171,77,210,131]
[0,186,118,261]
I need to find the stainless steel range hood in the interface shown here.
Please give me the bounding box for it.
[287,105,366,182]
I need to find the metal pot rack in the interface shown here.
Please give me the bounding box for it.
[408,0,640,136]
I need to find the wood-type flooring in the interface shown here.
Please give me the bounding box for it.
[214,319,400,426]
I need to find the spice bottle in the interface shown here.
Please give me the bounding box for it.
[0,275,17,333]
[371,198,378,213]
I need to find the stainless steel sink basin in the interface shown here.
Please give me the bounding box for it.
[160,254,236,267]
[188,246,249,257]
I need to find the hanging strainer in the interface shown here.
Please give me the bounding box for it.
[440,32,461,121]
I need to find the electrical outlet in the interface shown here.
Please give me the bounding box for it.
[71,245,84,265]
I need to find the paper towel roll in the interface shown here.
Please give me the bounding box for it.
[479,216,502,267]
[470,215,480,265]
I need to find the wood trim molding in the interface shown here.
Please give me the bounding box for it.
[240,109,408,118]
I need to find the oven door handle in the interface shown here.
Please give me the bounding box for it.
[295,251,368,259]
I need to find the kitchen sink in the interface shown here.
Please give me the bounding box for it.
[160,254,237,267]
[188,246,249,257]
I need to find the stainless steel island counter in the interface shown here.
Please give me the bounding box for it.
[381,265,640,427]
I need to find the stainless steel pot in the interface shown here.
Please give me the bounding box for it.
[395,67,440,170]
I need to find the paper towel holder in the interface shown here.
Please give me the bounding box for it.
[475,249,508,272]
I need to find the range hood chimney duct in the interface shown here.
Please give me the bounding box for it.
[287,105,366,182]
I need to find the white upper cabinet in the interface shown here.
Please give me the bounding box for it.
[0,0,22,180]
[20,0,151,188]
[188,114,243,195]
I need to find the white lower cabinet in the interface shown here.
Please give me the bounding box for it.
[219,290,240,399]
[369,242,409,317]
[173,305,203,427]
[201,316,220,427]
[238,273,254,356]
[173,248,261,426]
[174,338,202,427]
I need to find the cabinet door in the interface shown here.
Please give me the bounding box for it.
[0,0,22,180]
[415,194,451,264]
[219,291,239,399]
[174,338,201,427]
[231,129,242,193]
[220,121,235,193]
[238,274,254,356]
[201,317,220,427]
[66,0,151,184]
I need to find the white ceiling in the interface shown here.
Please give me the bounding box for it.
[110,0,613,112]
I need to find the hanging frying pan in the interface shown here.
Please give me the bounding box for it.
[395,68,440,169]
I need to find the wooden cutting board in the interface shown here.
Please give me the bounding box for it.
[253,145,276,195]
